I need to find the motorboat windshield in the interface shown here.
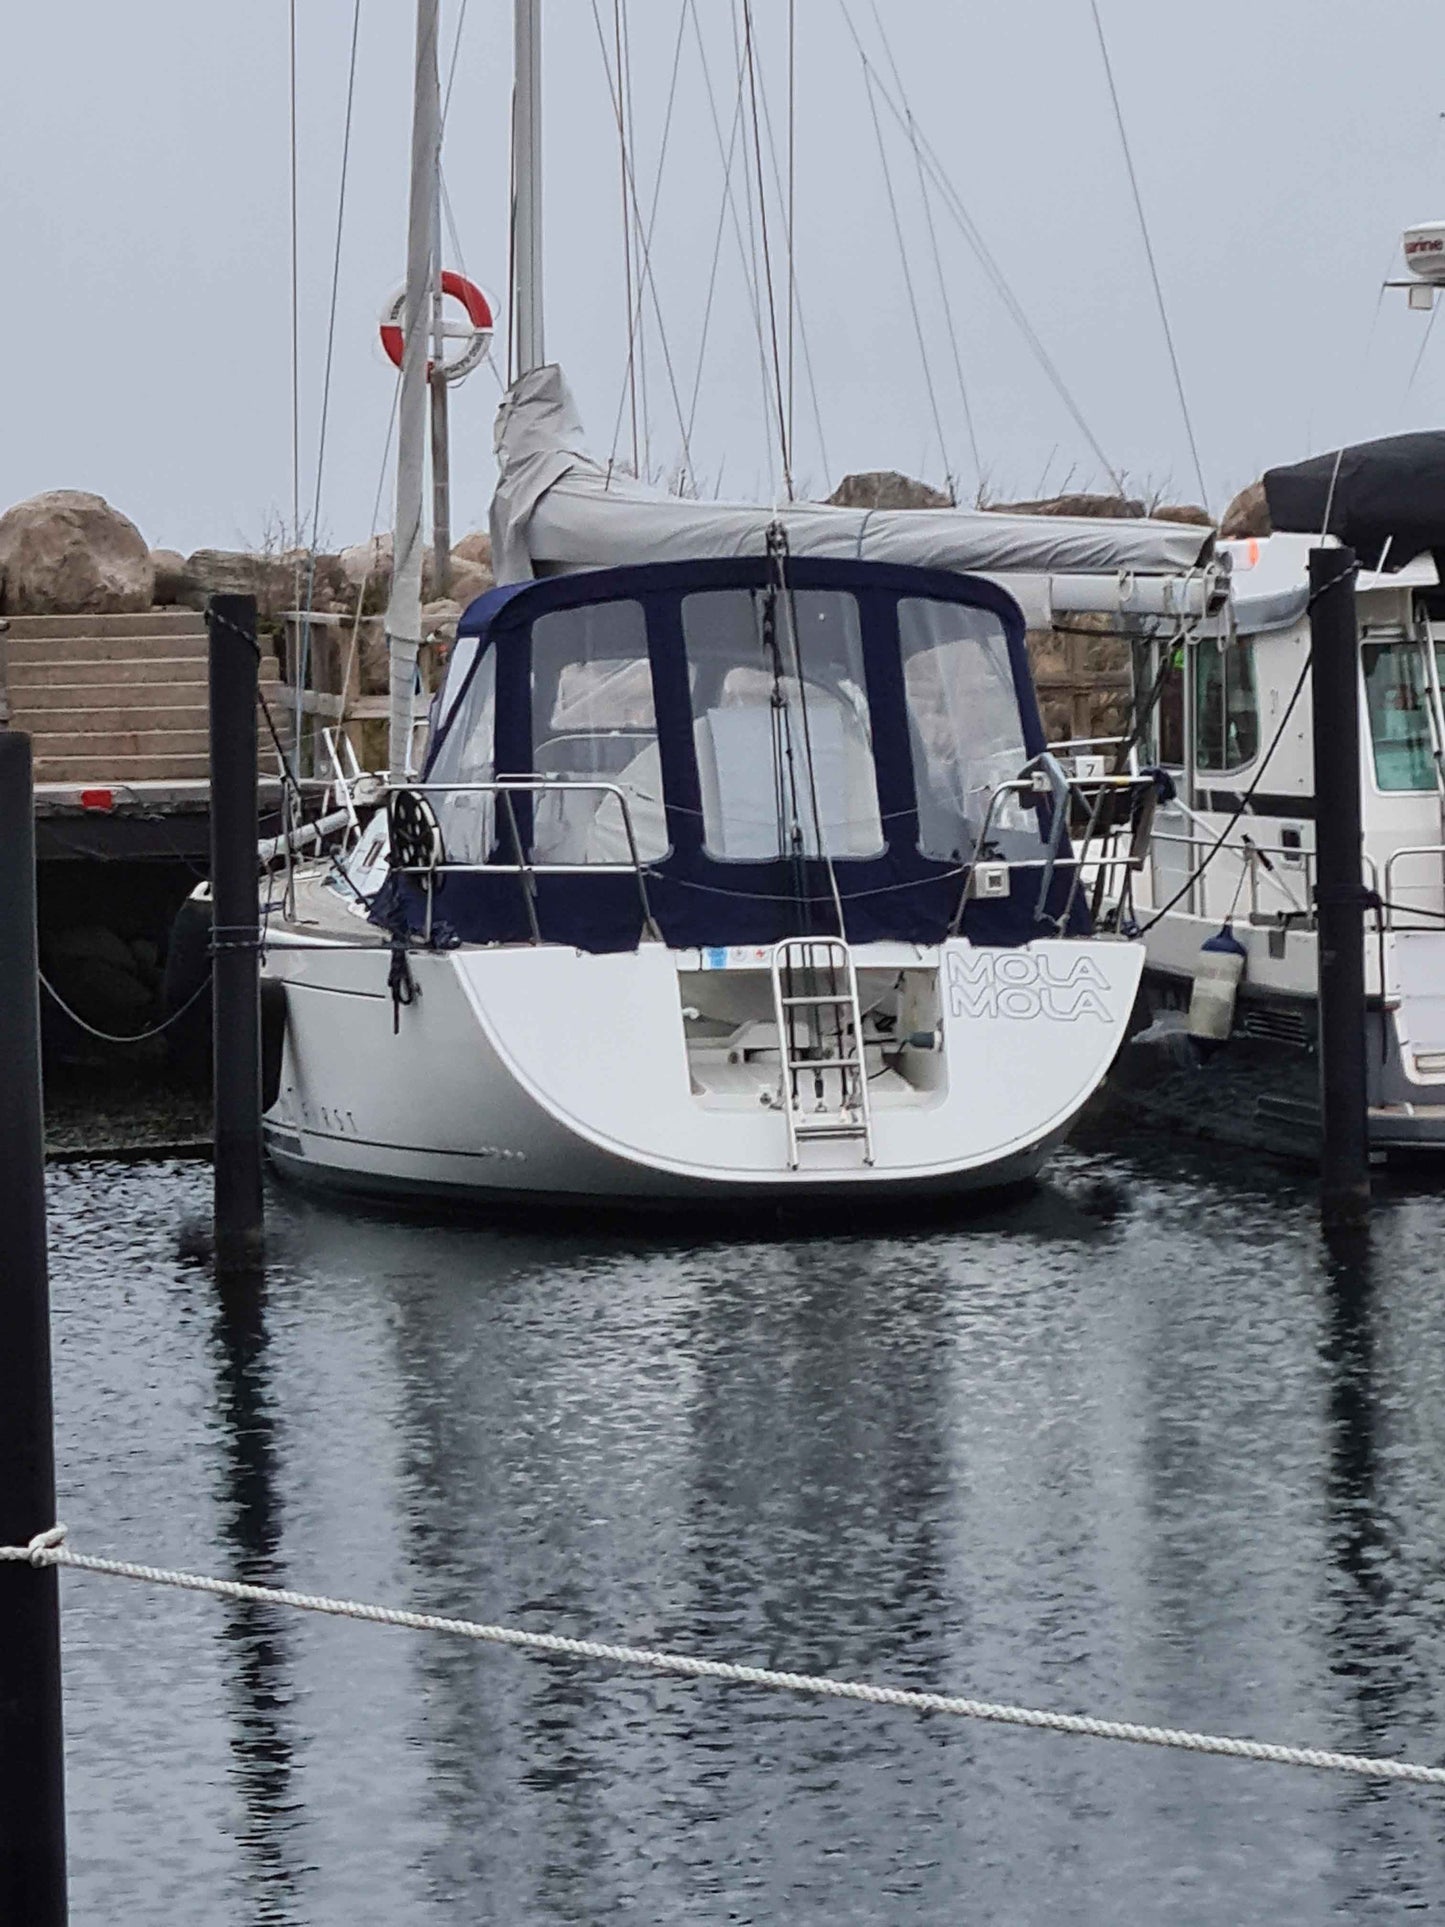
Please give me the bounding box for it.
[381,556,1080,952]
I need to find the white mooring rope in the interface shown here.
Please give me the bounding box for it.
[5,1526,1444,1787]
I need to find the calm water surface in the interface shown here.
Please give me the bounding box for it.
[46,1134,1445,1923]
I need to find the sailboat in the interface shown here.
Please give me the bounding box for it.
[255,0,1220,1208]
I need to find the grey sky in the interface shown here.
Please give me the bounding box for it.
[3,0,1443,557]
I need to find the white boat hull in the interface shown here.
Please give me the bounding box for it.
[261,935,1144,1207]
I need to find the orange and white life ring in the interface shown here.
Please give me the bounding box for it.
[379,271,494,384]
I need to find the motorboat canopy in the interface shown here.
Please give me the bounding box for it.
[376,554,1087,955]
[1265,431,1445,575]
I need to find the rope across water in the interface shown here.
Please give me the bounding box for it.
[6,1528,1444,1787]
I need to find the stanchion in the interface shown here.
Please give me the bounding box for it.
[1309,546,1371,1226]
[207,594,265,1276]
[0,730,68,1924]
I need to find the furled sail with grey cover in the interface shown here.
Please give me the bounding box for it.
[490,365,1214,589]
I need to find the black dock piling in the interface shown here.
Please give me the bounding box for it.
[0,730,69,1925]
[1309,546,1371,1227]
[207,594,265,1277]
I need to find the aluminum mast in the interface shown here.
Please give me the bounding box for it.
[386,0,440,778]
[511,0,544,376]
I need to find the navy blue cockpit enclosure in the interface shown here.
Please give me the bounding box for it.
[373,556,1086,952]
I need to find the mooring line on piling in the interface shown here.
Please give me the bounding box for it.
[5,1526,1445,1788]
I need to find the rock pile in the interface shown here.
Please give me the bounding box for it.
[0,489,498,621]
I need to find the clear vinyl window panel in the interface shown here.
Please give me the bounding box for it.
[1363,640,1445,792]
[681,588,883,861]
[899,598,1039,862]
[528,598,667,862]
[425,644,496,863]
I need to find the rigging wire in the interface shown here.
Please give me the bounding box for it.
[601,3,690,482]
[1087,0,1209,510]
[686,3,807,487]
[440,0,470,132]
[620,2,654,475]
[866,0,981,500]
[837,0,1124,495]
[684,49,750,456]
[741,0,794,498]
[746,22,833,494]
[856,52,953,494]
[1405,299,1441,399]
[787,0,796,466]
[438,167,504,393]
[586,0,698,494]
[612,0,641,475]
[296,0,364,766]
[287,0,302,559]
[728,2,783,497]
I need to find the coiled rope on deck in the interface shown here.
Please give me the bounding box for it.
[6,1527,1445,1787]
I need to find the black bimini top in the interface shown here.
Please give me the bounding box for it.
[1265,432,1445,573]
[373,554,1085,954]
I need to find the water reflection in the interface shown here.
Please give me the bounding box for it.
[47,1146,1445,1923]
[211,1274,300,1924]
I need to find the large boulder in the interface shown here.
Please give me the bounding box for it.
[338,533,392,590]
[422,597,462,638]
[1219,480,1271,540]
[448,559,493,609]
[452,528,492,570]
[335,532,438,606]
[827,471,952,510]
[286,549,352,615]
[0,490,153,615]
[180,547,353,618]
[988,491,1147,520]
[1151,502,1214,528]
[150,548,192,606]
[182,548,291,616]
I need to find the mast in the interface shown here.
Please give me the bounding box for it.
[429,161,451,598]
[387,0,440,778]
[511,0,544,377]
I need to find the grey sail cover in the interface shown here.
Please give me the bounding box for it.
[490,365,1213,586]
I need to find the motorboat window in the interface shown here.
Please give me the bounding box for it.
[899,597,1039,862]
[530,599,668,863]
[1146,639,1185,767]
[1195,639,1259,771]
[681,587,883,861]
[1363,640,1444,791]
[426,645,495,862]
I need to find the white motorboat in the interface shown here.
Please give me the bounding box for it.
[252,0,1221,1209]
[1106,431,1445,1152]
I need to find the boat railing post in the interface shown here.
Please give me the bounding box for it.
[1309,546,1371,1226]
[0,729,69,1926]
[1182,629,1198,917]
[208,593,266,1278]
